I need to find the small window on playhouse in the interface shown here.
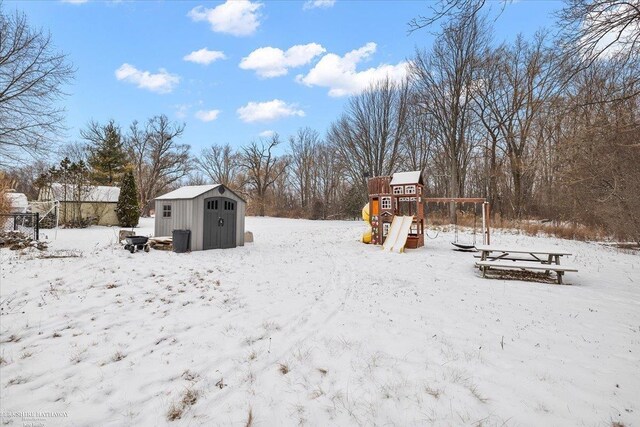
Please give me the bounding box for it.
[405,185,416,194]
[162,205,171,218]
[393,186,403,195]
[383,222,390,236]
[381,197,391,210]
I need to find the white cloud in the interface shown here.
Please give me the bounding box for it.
[184,48,226,65]
[61,0,89,4]
[115,64,180,94]
[188,1,262,37]
[195,109,221,122]
[239,43,326,78]
[259,130,275,137]
[237,99,305,123]
[296,42,409,97]
[303,0,335,10]
[175,104,190,119]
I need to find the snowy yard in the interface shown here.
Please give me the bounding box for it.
[1,217,639,426]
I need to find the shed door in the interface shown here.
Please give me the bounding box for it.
[203,197,236,250]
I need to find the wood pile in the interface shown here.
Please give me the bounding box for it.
[0,231,47,251]
[149,236,172,251]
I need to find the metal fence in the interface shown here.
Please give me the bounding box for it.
[0,213,40,241]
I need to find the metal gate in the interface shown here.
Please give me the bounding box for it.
[203,197,236,250]
[0,213,40,240]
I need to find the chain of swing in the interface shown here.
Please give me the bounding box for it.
[453,203,479,249]
[425,202,479,250]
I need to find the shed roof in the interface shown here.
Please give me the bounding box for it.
[155,184,246,202]
[156,185,220,200]
[390,171,423,186]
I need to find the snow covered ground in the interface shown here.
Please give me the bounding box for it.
[1,217,639,426]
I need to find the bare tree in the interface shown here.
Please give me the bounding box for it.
[328,77,410,191]
[408,0,488,32]
[471,48,504,213]
[557,0,640,101]
[0,7,74,167]
[3,160,49,199]
[57,141,88,165]
[289,127,320,213]
[410,12,488,219]
[125,115,190,215]
[270,157,296,217]
[402,102,435,174]
[475,33,559,217]
[558,60,640,241]
[315,142,344,219]
[239,134,289,216]
[195,143,241,188]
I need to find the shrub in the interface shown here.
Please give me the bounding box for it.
[116,170,139,227]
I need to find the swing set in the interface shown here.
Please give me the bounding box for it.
[423,198,490,251]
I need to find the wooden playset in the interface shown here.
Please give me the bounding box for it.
[364,171,491,252]
[367,171,425,249]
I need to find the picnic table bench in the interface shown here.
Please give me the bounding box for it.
[474,245,577,284]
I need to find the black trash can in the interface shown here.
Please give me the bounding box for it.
[172,229,190,253]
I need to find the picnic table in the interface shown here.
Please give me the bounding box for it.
[474,245,577,284]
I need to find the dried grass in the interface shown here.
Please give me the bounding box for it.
[181,388,198,407]
[278,363,290,375]
[5,334,20,343]
[166,387,199,422]
[428,211,608,242]
[0,173,13,215]
[425,386,442,399]
[112,351,126,362]
[468,384,488,403]
[7,375,28,386]
[166,403,183,421]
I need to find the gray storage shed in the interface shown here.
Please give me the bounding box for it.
[154,184,246,251]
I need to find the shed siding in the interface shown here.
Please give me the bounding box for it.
[237,200,245,246]
[154,185,246,251]
[192,193,205,251]
[154,199,196,250]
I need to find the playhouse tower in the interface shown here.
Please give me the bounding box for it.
[367,171,424,249]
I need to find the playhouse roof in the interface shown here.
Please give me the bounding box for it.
[390,171,423,186]
[156,184,246,202]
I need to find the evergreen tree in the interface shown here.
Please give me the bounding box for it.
[116,169,139,227]
[84,120,127,185]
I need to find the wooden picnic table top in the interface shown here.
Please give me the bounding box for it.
[474,245,572,256]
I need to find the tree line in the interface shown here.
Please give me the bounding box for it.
[1,1,638,241]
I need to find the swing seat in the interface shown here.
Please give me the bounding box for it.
[451,242,477,251]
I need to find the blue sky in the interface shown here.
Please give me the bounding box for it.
[9,0,562,155]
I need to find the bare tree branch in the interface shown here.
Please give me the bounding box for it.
[0,6,74,167]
